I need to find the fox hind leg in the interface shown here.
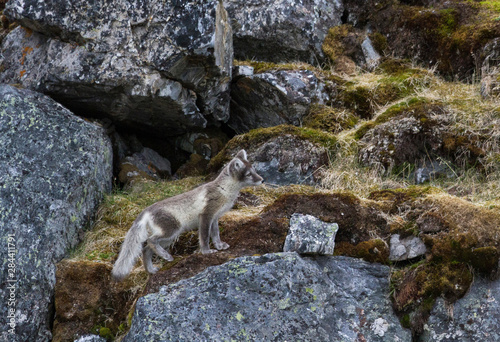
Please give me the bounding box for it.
[142,246,158,274]
[147,237,174,262]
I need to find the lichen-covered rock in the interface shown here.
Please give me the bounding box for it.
[251,135,329,185]
[228,69,328,133]
[389,234,427,261]
[224,0,343,63]
[1,0,232,135]
[358,105,449,174]
[421,277,500,341]
[210,125,334,185]
[124,253,411,341]
[284,214,338,255]
[361,36,382,69]
[0,85,112,342]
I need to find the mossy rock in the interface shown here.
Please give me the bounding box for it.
[322,24,355,62]
[353,97,433,140]
[261,192,389,245]
[303,104,358,134]
[369,32,388,54]
[208,125,338,172]
[424,233,499,274]
[339,85,374,119]
[391,261,473,334]
[369,0,500,78]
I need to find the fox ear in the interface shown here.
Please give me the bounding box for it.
[232,158,244,171]
[236,149,247,160]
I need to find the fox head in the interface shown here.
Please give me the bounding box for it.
[229,149,264,186]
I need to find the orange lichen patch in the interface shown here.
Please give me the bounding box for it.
[20,46,34,65]
[19,70,26,78]
[21,26,33,37]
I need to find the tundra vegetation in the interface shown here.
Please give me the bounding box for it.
[66,55,500,340]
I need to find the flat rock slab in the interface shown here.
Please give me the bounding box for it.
[284,213,338,255]
[125,253,410,342]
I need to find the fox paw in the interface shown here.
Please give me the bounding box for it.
[215,242,230,250]
[201,248,217,255]
[147,266,159,274]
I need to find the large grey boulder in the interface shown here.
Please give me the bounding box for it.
[1,0,232,136]
[421,277,500,341]
[224,0,343,64]
[284,214,338,255]
[125,253,411,341]
[0,85,112,342]
[228,69,329,133]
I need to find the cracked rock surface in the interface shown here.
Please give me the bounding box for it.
[2,0,233,136]
[125,253,410,342]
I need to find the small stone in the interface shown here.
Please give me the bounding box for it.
[284,214,339,255]
[389,234,427,261]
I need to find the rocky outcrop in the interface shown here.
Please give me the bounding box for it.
[125,253,410,341]
[210,125,333,185]
[118,147,172,184]
[250,134,328,185]
[359,104,449,174]
[228,69,329,133]
[224,0,343,64]
[421,276,500,341]
[284,214,338,255]
[1,0,233,136]
[0,85,112,342]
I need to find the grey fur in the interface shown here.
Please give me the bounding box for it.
[111,149,263,281]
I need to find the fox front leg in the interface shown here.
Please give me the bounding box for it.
[210,219,229,250]
[199,214,217,254]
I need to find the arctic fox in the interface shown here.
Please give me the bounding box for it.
[111,149,263,281]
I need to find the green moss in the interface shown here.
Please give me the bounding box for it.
[480,0,500,13]
[234,60,317,74]
[99,327,113,340]
[427,233,499,274]
[340,85,373,119]
[400,314,411,329]
[352,97,434,140]
[369,32,388,54]
[209,125,338,171]
[303,104,358,134]
[392,261,472,314]
[322,24,353,62]
[334,239,390,264]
